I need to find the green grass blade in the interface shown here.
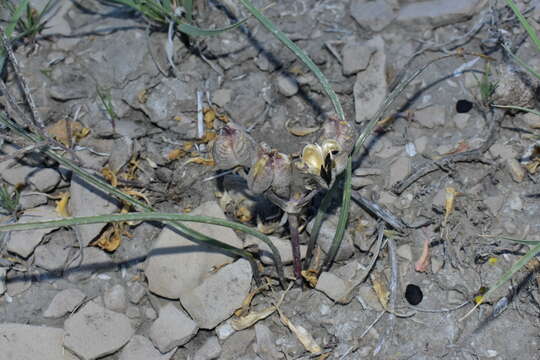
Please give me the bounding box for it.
[496,235,540,246]
[492,104,540,117]
[481,242,540,303]
[502,44,540,81]
[183,0,193,23]
[0,0,30,71]
[0,113,284,286]
[504,0,540,51]
[323,156,352,270]
[303,186,334,269]
[237,0,344,121]
[176,18,250,37]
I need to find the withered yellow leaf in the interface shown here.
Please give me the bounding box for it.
[55,192,71,217]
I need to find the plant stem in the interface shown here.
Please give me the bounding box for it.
[288,213,302,283]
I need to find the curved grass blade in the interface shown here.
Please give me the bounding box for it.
[0,113,285,286]
[460,241,540,321]
[0,211,284,281]
[0,0,29,71]
[303,186,333,270]
[183,0,193,23]
[237,0,344,121]
[502,44,540,82]
[322,156,352,270]
[493,104,540,117]
[504,0,540,51]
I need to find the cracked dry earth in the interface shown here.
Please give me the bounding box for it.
[1,0,540,359]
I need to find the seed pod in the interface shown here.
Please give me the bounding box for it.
[212,123,255,170]
[247,153,273,194]
[271,152,292,198]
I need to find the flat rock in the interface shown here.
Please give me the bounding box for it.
[1,165,37,185]
[397,0,483,27]
[246,235,307,265]
[181,259,252,329]
[28,168,61,192]
[307,214,355,261]
[127,281,146,304]
[276,74,299,97]
[149,303,198,353]
[103,284,128,313]
[342,41,375,76]
[7,206,61,258]
[34,243,71,271]
[69,173,121,247]
[254,324,282,360]
[351,0,396,32]
[415,105,446,128]
[6,270,31,296]
[388,156,411,185]
[65,247,115,282]
[354,36,387,123]
[18,191,48,210]
[0,323,77,360]
[108,137,134,173]
[492,65,537,109]
[119,335,175,360]
[315,271,352,303]
[44,288,86,318]
[64,301,134,360]
[193,336,222,360]
[145,201,243,299]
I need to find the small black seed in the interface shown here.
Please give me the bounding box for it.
[405,284,423,305]
[456,99,473,113]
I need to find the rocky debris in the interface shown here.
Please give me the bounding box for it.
[492,65,538,109]
[0,267,6,296]
[213,89,232,107]
[351,0,396,32]
[342,41,376,76]
[65,247,115,282]
[276,73,299,97]
[397,0,483,27]
[357,284,384,311]
[396,244,413,262]
[34,243,71,271]
[354,36,387,124]
[489,143,518,161]
[414,105,446,128]
[1,165,37,186]
[18,191,48,210]
[315,272,352,303]
[127,281,146,304]
[28,168,61,192]
[453,113,471,130]
[6,270,32,296]
[307,214,355,261]
[149,303,198,353]
[181,259,252,329]
[103,284,128,313]
[145,201,243,299]
[245,235,307,265]
[48,67,93,101]
[64,301,134,360]
[108,137,134,173]
[506,158,525,183]
[220,329,256,360]
[43,288,86,318]
[522,112,540,129]
[7,206,61,258]
[69,174,121,247]
[0,323,77,360]
[254,323,282,360]
[388,156,411,185]
[193,336,222,360]
[215,320,236,341]
[119,335,175,360]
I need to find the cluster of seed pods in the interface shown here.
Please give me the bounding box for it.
[211,116,356,205]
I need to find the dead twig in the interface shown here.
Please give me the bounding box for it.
[351,192,408,233]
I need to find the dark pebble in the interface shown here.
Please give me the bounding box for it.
[405,284,423,305]
[456,99,473,113]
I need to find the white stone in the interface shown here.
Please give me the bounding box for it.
[7,206,61,258]
[342,41,375,76]
[181,259,252,329]
[315,272,352,303]
[354,36,387,124]
[0,323,77,360]
[351,0,396,32]
[145,201,243,299]
[215,321,235,340]
[69,174,120,247]
[63,301,134,360]
[127,281,146,304]
[149,303,198,353]
[28,168,61,192]
[193,336,222,360]
[119,335,175,360]
[103,284,128,313]
[43,288,86,318]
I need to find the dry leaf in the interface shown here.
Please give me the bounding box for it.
[279,313,322,354]
[101,167,118,187]
[46,119,83,146]
[301,269,319,288]
[204,108,216,129]
[185,157,215,166]
[370,272,389,309]
[91,224,123,252]
[137,89,149,104]
[122,189,150,205]
[168,149,187,161]
[443,187,459,226]
[235,205,252,223]
[231,306,276,331]
[55,192,70,217]
[198,131,217,144]
[415,238,430,272]
[286,120,320,137]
